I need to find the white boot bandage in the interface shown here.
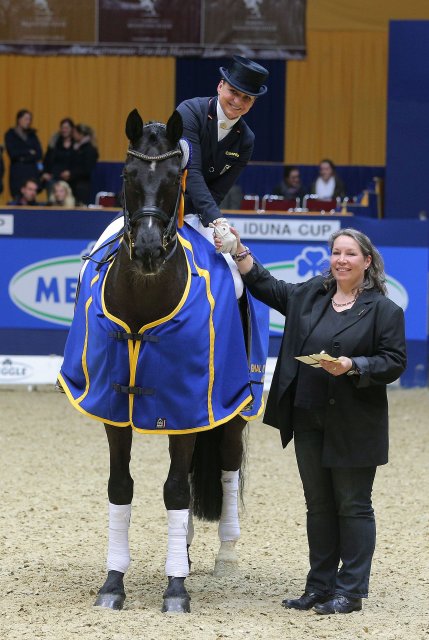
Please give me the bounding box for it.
[165,509,190,577]
[106,502,131,574]
[218,470,241,542]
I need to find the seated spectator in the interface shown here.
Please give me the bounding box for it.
[310,159,346,200]
[272,165,306,201]
[4,109,43,199]
[8,178,39,206]
[48,180,76,208]
[220,183,243,210]
[65,123,99,205]
[41,117,75,196]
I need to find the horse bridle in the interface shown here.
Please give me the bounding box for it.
[122,142,184,262]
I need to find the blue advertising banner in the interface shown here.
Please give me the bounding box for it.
[2,238,90,329]
[246,242,417,339]
[0,209,427,386]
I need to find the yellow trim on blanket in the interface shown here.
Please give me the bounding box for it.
[75,273,100,404]
[56,372,131,427]
[58,369,253,432]
[178,234,216,425]
[131,393,253,434]
[129,250,192,424]
[60,232,261,432]
[99,243,193,428]
[240,394,265,421]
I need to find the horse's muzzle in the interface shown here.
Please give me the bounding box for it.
[133,245,166,274]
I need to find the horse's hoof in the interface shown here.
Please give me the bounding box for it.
[162,576,191,613]
[213,540,239,577]
[93,592,125,610]
[213,558,239,577]
[161,596,191,613]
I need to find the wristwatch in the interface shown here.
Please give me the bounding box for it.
[347,359,360,376]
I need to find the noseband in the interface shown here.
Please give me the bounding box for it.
[123,141,184,262]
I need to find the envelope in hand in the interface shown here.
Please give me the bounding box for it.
[294,352,340,368]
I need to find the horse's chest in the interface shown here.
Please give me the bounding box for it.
[104,267,185,332]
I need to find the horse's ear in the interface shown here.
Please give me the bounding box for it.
[166,110,183,146]
[125,108,144,144]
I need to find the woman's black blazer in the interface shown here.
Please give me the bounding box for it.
[242,261,407,467]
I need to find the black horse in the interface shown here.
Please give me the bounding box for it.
[60,109,250,613]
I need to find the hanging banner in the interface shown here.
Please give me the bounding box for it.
[0,0,95,44]
[0,0,306,59]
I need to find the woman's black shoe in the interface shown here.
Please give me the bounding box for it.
[313,595,362,615]
[282,592,330,610]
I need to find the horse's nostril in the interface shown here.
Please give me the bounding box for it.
[135,245,164,264]
[152,247,163,259]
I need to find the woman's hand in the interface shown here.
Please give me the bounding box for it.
[214,226,254,273]
[210,218,237,254]
[319,356,354,376]
[214,226,246,254]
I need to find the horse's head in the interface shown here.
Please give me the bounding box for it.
[122,108,189,274]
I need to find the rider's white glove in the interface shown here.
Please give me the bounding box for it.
[209,218,238,255]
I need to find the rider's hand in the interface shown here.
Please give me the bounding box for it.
[209,218,238,255]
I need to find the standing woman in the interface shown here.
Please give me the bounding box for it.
[217,227,406,614]
[41,117,75,196]
[4,109,43,198]
[66,123,99,205]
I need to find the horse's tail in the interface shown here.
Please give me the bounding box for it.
[189,423,247,522]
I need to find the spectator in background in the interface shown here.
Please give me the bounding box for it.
[220,183,243,210]
[4,109,43,199]
[41,117,75,196]
[8,178,39,206]
[0,145,4,195]
[48,180,76,208]
[311,159,346,200]
[272,165,306,202]
[65,123,99,206]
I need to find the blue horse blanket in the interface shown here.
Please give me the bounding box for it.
[58,222,269,434]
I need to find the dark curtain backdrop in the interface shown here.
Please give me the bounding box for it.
[385,21,429,219]
[175,58,286,162]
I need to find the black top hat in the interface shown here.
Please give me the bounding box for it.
[219,56,269,97]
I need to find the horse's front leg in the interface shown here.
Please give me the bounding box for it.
[162,433,196,613]
[215,415,247,576]
[94,424,133,611]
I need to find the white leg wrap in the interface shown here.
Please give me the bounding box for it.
[106,502,131,574]
[184,214,244,299]
[165,509,190,578]
[186,507,195,546]
[218,470,241,542]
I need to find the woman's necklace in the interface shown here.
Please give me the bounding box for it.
[331,292,358,307]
